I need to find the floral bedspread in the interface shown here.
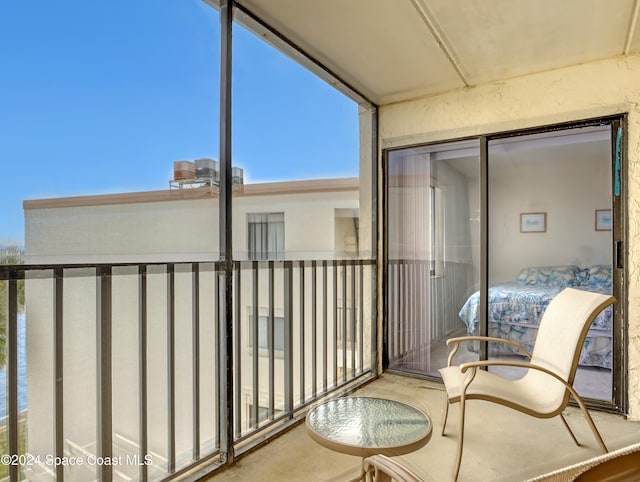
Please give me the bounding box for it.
[458,265,613,368]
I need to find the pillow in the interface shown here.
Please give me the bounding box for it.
[578,265,612,289]
[516,266,580,287]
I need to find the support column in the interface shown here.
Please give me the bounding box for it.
[218,0,234,465]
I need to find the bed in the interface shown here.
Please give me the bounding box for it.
[458,265,613,369]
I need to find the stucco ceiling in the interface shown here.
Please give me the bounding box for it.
[235,0,640,105]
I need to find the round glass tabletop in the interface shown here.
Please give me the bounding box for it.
[305,397,432,457]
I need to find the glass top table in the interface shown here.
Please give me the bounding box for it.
[305,396,432,458]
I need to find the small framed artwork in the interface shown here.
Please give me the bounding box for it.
[520,212,547,233]
[595,209,612,231]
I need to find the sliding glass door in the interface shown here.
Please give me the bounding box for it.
[385,118,625,409]
[386,139,480,377]
[487,124,616,403]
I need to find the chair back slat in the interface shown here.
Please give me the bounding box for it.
[530,288,614,386]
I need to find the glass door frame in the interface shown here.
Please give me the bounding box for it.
[382,115,628,414]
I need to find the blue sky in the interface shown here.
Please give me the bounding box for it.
[0,1,359,245]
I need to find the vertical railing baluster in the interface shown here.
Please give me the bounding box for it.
[418,262,423,367]
[284,261,293,418]
[390,262,395,363]
[371,263,378,375]
[423,261,428,367]
[322,261,327,393]
[311,261,317,399]
[54,268,65,482]
[138,265,148,482]
[333,262,338,386]
[341,261,347,383]
[411,261,415,363]
[411,262,416,364]
[299,262,305,405]
[396,263,400,365]
[359,264,364,375]
[251,262,258,428]
[214,267,221,449]
[96,266,113,482]
[193,263,201,459]
[167,264,176,474]
[406,262,411,361]
[400,262,413,356]
[401,262,407,359]
[414,261,418,359]
[350,263,356,379]
[268,261,275,419]
[389,263,395,364]
[7,272,18,482]
[234,265,241,437]
[401,261,406,360]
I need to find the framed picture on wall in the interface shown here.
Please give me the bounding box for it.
[595,209,612,231]
[520,212,546,233]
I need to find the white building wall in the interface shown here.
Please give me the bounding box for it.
[23,181,365,470]
[25,197,219,264]
[379,52,640,419]
[24,188,359,264]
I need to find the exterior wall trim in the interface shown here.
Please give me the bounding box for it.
[23,178,360,210]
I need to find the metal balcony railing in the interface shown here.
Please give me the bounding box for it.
[0,259,376,481]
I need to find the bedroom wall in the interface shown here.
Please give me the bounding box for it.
[463,150,612,286]
[488,150,611,283]
[378,52,640,419]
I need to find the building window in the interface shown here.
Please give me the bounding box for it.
[247,402,283,425]
[249,315,285,352]
[248,213,284,260]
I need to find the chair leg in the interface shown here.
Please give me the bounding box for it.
[573,395,608,453]
[441,399,450,436]
[453,396,466,482]
[561,384,609,454]
[559,413,580,446]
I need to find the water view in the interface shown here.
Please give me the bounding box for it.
[0,313,27,420]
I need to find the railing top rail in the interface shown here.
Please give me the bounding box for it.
[236,259,376,268]
[0,258,376,279]
[0,261,224,279]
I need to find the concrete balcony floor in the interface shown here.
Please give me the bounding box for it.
[210,373,640,482]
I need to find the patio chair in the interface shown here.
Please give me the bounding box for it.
[362,455,424,482]
[527,441,640,481]
[439,287,615,481]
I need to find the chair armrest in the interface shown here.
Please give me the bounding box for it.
[460,359,556,378]
[445,336,532,366]
[362,454,423,482]
[459,360,574,402]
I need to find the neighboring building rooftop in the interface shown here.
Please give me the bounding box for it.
[23,177,360,210]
